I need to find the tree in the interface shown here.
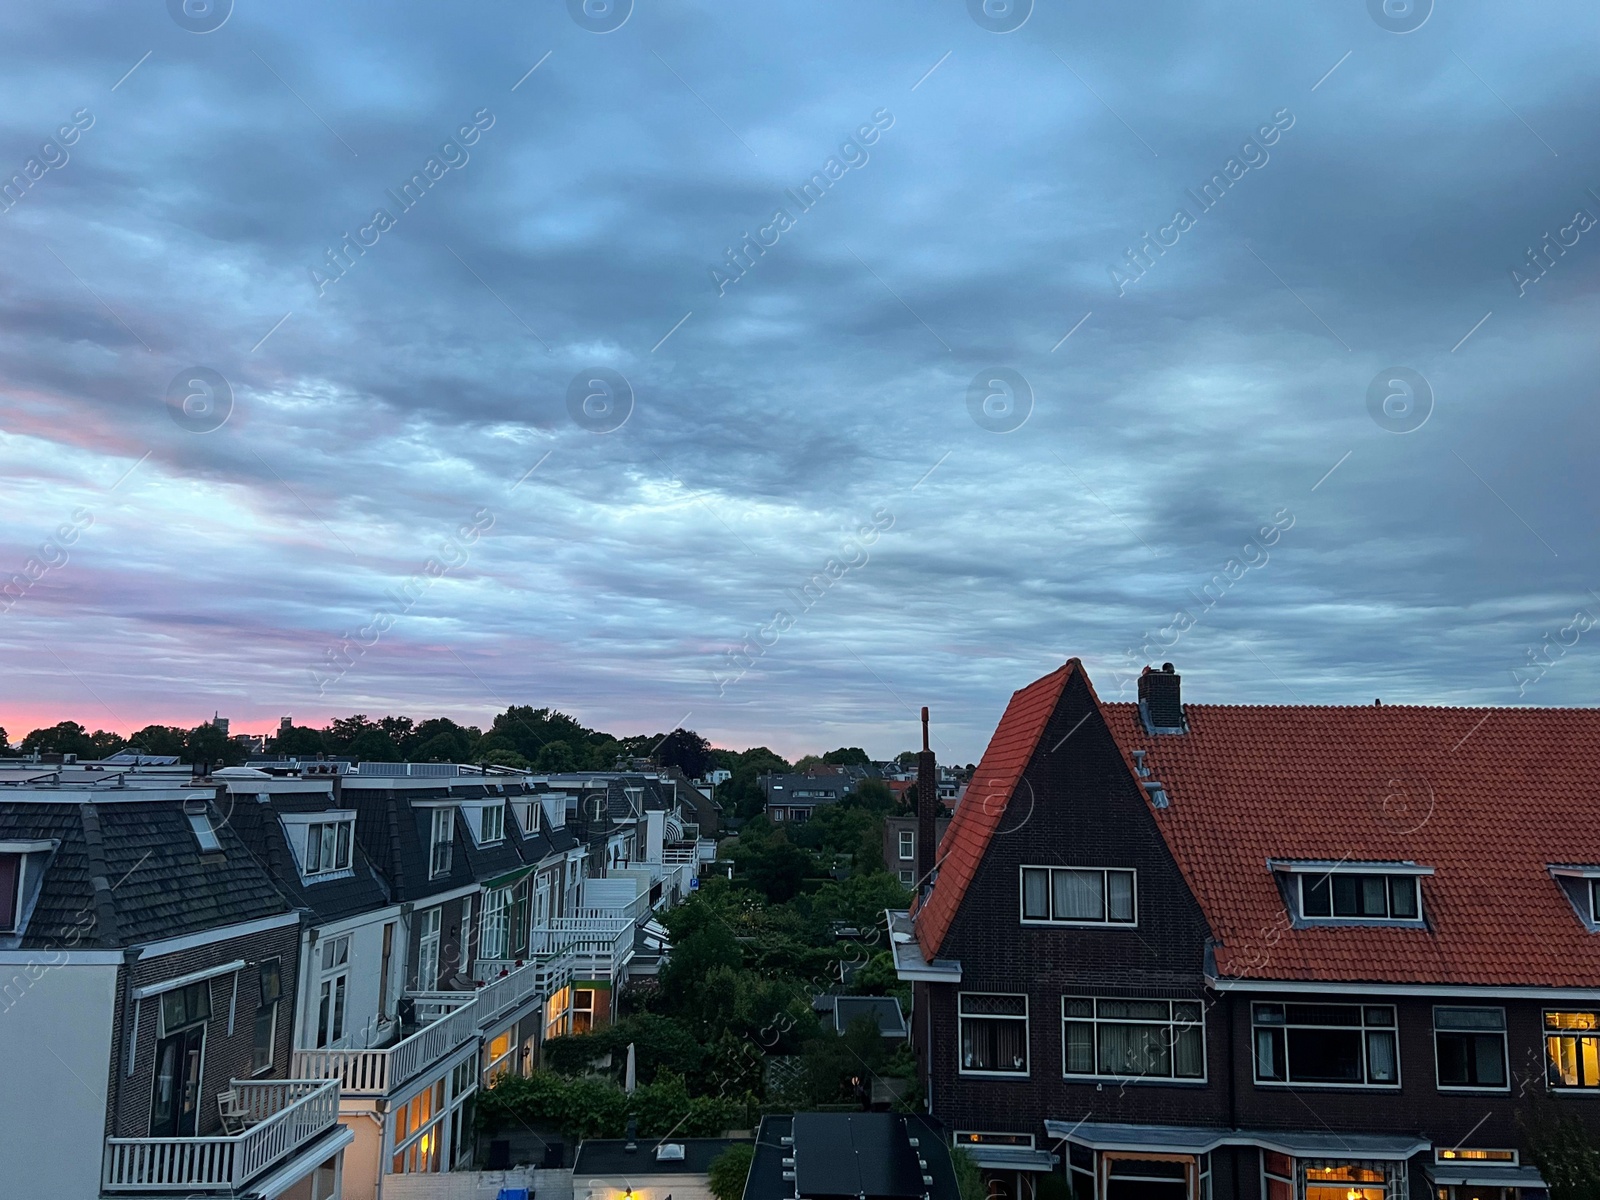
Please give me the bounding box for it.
[533,741,576,772]
[409,718,472,762]
[731,827,814,905]
[0,726,8,753]
[1521,1099,1600,1200]
[822,747,871,767]
[951,1147,985,1200]
[709,1143,755,1200]
[130,724,187,757]
[658,728,713,778]
[20,721,96,758]
[271,724,326,757]
[716,747,790,819]
[185,722,240,773]
[346,727,401,763]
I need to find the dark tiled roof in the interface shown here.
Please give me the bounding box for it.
[0,797,292,949]
[227,793,393,924]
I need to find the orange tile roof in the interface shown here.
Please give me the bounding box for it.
[917,658,1600,987]
[913,661,1077,959]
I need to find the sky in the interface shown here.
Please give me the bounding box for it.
[1,0,1597,763]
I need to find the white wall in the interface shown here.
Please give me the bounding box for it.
[0,958,118,1200]
[297,909,402,1051]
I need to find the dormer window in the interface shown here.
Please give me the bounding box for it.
[430,807,454,877]
[517,800,542,835]
[305,819,353,876]
[0,854,18,932]
[479,803,505,845]
[1544,867,1600,930]
[1270,861,1430,925]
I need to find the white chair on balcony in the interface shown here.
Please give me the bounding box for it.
[217,1088,252,1134]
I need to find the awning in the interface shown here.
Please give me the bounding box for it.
[1431,1165,1546,1188]
[968,1146,1058,1172]
[1044,1122,1430,1161]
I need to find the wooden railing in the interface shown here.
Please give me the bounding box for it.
[293,998,478,1097]
[528,917,633,982]
[103,1078,339,1192]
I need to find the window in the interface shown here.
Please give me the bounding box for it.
[1436,1150,1517,1165]
[316,936,349,1047]
[899,830,915,861]
[899,869,915,886]
[159,981,212,1035]
[479,804,505,844]
[0,854,18,932]
[1300,873,1419,921]
[573,987,598,1034]
[959,993,1028,1075]
[391,1080,446,1175]
[1062,997,1205,1081]
[417,907,442,992]
[1435,1007,1507,1090]
[486,1030,516,1083]
[252,959,282,1073]
[1253,1003,1399,1086]
[430,808,454,877]
[185,798,222,853]
[1262,1152,1294,1200]
[1304,1163,1389,1200]
[1020,866,1136,925]
[304,820,353,876]
[520,801,541,834]
[1545,1011,1600,1089]
[481,887,510,960]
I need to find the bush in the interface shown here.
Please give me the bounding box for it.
[709,1143,756,1200]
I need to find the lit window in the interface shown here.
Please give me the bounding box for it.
[1062,997,1204,1080]
[573,987,597,1034]
[1020,866,1136,925]
[1253,1003,1399,1087]
[304,820,353,876]
[1300,873,1420,921]
[1545,1011,1600,1089]
[479,804,505,844]
[959,993,1028,1075]
[1435,1007,1507,1090]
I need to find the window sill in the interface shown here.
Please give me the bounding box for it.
[1063,1075,1209,1087]
[1436,1084,1510,1093]
[960,1069,1031,1078]
[1254,1080,1400,1090]
[1546,1086,1600,1095]
[1020,919,1139,929]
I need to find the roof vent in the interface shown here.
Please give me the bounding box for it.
[1138,664,1187,735]
[1141,781,1170,809]
[1131,749,1151,778]
[655,1144,686,1162]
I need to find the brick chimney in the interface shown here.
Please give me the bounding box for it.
[1138,662,1187,734]
[916,706,938,892]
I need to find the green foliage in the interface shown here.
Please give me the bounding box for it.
[184,722,241,771]
[708,1142,755,1200]
[658,729,713,778]
[1520,1100,1600,1200]
[716,746,790,818]
[822,747,871,766]
[270,723,327,756]
[729,823,814,904]
[951,1147,986,1200]
[543,1013,707,1085]
[21,721,98,757]
[475,1070,745,1144]
[130,724,187,757]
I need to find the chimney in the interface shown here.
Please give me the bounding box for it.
[1138,663,1187,734]
[917,707,937,893]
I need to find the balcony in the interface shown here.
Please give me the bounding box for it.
[103,1078,340,1193]
[293,998,478,1098]
[529,916,634,982]
[473,948,577,1012]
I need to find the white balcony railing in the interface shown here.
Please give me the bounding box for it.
[103,1078,339,1193]
[473,947,579,1008]
[294,998,478,1097]
[529,917,633,982]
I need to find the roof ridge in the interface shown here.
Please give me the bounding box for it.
[76,802,123,947]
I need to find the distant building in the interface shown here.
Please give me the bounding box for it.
[760,772,852,822]
[883,812,950,888]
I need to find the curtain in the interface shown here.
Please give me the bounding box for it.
[964,1018,1026,1071]
[1064,1021,1095,1073]
[1054,870,1104,920]
[1107,872,1134,921]
[1023,870,1050,919]
[1174,1024,1205,1077]
[1366,1030,1397,1082]
[1099,1022,1170,1077]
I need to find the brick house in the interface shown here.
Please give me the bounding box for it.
[0,773,349,1200]
[891,659,1600,1200]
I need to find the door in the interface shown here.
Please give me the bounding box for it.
[417,907,442,991]
[150,1025,204,1137]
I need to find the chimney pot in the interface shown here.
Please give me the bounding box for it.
[1138,664,1186,734]
[916,710,938,893]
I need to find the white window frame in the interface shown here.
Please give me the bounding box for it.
[1061,996,1207,1084]
[251,958,281,1074]
[899,868,915,887]
[417,908,442,992]
[1297,872,1422,924]
[1542,1010,1600,1091]
[479,803,505,845]
[429,808,454,878]
[315,935,350,1048]
[481,887,510,960]
[1019,865,1138,926]
[898,830,915,861]
[304,819,354,877]
[957,991,1029,1077]
[1433,1005,1509,1093]
[1252,1001,1401,1088]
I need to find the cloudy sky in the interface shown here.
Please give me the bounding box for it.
[1,0,1597,762]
